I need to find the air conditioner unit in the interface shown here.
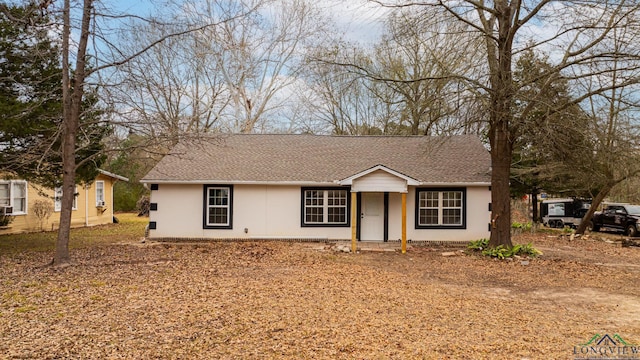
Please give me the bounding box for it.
[1,206,13,215]
[96,201,105,207]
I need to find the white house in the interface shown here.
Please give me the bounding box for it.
[141,134,492,245]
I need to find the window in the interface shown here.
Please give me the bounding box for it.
[54,186,78,212]
[416,188,466,229]
[0,180,27,214]
[95,181,105,206]
[203,185,233,229]
[302,188,350,227]
[0,183,9,207]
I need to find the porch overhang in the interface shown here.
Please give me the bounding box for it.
[337,164,420,193]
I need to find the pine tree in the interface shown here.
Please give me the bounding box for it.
[0,3,107,188]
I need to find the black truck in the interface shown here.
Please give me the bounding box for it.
[589,203,640,236]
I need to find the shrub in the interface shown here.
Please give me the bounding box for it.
[511,221,532,233]
[467,239,542,259]
[467,238,489,251]
[32,200,53,231]
[0,214,14,227]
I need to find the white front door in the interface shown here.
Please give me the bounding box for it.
[360,192,384,241]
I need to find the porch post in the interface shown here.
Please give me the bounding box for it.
[401,192,407,254]
[351,191,357,253]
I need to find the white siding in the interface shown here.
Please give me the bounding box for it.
[149,184,351,240]
[148,183,491,242]
[148,184,204,238]
[351,170,407,193]
[401,186,491,242]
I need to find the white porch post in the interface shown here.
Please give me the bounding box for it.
[351,191,357,253]
[401,192,407,254]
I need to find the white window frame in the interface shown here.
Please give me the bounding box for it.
[204,185,233,229]
[302,188,349,227]
[54,186,78,212]
[95,181,105,206]
[416,188,465,228]
[0,180,28,215]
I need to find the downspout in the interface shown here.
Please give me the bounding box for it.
[85,185,89,227]
[111,179,115,222]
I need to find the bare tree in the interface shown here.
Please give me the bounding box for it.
[172,0,329,133]
[109,21,231,145]
[299,44,397,134]
[41,0,250,266]
[301,9,485,136]
[371,0,640,248]
[371,8,484,135]
[573,25,640,234]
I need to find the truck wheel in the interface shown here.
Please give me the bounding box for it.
[626,224,637,237]
[587,221,600,232]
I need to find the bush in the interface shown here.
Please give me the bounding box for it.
[511,221,532,231]
[467,239,542,259]
[32,200,53,231]
[467,238,489,251]
[0,214,14,227]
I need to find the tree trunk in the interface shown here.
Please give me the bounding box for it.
[485,0,516,249]
[54,137,75,266]
[53,0,92,267]
[531,191,539,223]
[575,183,614,235]
[488,121,513,248]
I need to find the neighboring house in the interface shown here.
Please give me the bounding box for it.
[141,134,492,244]
[0,169,128,234]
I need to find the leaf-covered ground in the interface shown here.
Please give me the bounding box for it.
[1,232,639,359]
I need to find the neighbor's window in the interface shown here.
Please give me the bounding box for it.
[54,186,78,212]
[203,185,233,229]
[416,188,465,229]
[0,183,9,207]
[302,188,349,227]
[0,180,28,214]
[95,181,105,206]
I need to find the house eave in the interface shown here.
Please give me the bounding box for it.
[418,182,492,187]
[140,179,340,186]
[140,179,492,187]
[98,169,129,182]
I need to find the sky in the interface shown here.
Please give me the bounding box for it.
[107,0,389,45]
[318,1,390,44]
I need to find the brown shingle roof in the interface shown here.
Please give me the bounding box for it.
[141,134,491,184]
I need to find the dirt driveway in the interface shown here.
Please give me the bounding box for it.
[1,232,639,359]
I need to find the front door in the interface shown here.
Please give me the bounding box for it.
[360,192,384,241]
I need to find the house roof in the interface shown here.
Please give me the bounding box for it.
[98,169,129,182]
[141,134,491,185]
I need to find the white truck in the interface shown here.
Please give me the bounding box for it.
[541,198,591,229]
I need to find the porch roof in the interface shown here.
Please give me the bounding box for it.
[337,164,421,186]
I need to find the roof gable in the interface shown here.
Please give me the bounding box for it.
[338,165,420,186]
[141,134,491,185]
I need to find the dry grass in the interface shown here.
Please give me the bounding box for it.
[0,213,147,254]
[1,219,640,359]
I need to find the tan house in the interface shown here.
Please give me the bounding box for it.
[141,134,492,245]
[0,169,128,234]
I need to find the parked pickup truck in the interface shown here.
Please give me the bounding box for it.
[589,203,640,236]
